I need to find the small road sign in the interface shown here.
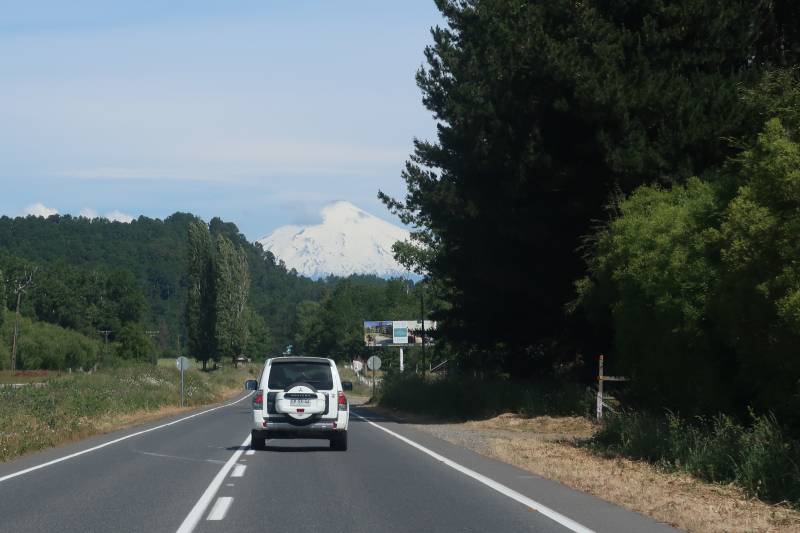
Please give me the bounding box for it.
[176,356,190,407]
[367,356,381,371]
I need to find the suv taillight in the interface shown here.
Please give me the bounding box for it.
[338,391,347,411]
[253,390,263,409]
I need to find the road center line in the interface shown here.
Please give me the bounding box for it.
[353,411,595,533]
[0,392,253,484]
[176,434,250,533]
[206,497,234,521]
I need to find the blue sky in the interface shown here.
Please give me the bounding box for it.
[0,1,441,239]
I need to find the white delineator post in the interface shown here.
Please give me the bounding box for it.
[180,363,185,408]
[596,354,604,421]
[399,347,404,372]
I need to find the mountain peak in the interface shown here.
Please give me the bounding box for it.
[259,202,410,279]
[320,200,371,223]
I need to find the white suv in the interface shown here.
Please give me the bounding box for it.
[245,357,351,451]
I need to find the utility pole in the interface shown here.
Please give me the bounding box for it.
[146,329,158,365]
[10,269,36,374]
[420,281,426,376]
[98,330,112,366]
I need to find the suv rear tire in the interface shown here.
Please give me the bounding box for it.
[251,430,266,450]
[330,431,348,451]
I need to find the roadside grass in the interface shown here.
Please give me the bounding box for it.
[0,364,252,462]
[593,410,800,508]
[0,370,59,384]
[337,365,373,397]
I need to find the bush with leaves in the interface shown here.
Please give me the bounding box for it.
[580,107,800,423]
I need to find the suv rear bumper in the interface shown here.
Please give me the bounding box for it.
[254,416,345,439]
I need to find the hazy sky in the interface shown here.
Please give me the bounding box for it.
[0,1,441,239]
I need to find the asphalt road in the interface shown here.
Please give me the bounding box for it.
[0,393,679,533]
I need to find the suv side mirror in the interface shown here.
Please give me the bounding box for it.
[341,381,353,391]
[244,379,258,391]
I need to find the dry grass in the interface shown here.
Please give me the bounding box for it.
[0,369,250,462]
[379,409,800,533]
[0,370,58,384]
[92,383,245,435]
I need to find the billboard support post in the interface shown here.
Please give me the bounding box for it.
[399,347,404,373]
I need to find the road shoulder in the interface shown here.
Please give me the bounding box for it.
[364,406,800,533]
[353,406,679,533]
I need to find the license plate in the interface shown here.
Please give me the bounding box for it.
[290,399,310,406]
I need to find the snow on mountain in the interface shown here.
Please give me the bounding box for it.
[258,201,411,279]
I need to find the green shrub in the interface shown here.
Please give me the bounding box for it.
[379,373,589,419]
[736,414,800,503]
[1,311,100,371]
[593,411,670,462]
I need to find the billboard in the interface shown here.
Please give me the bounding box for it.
[364,320,436,346]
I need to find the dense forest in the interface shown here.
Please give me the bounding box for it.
[0,213,324,351]
[0,212,430,370]
[383,0,800,428]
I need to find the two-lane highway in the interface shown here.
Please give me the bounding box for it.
[0,394,679,532]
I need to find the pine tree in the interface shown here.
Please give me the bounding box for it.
[381,0,800,376]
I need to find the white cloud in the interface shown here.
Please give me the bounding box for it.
[55,139,408,183]
[103,210,134,223]
[23,202,58,217]
[77,207,134,223]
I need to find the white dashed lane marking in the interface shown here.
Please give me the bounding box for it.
[231,464,246,478]
[175,434,250,533]
[245,449,255,456]
[206,497,233,521]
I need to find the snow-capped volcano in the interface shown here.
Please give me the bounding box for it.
[259,201,411,279]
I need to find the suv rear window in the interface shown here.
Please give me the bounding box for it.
[268,361,333,390]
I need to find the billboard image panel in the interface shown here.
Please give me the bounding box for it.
[364,320,436,346]
[364,320,393,346]
[392,322,409,344]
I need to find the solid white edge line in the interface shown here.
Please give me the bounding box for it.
[353,412,595,533]
[0,392,254,484]
[206,496,234,521]
[176,434,250,533]
[231,464,246,478]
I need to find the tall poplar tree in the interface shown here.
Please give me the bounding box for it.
[186,221,215,369]
[213,234,250,364]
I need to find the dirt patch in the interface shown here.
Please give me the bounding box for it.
[373,408,800,533]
